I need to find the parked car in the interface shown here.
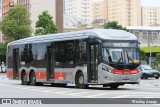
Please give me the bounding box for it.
[139,65,160,79]
[0,65,6,73]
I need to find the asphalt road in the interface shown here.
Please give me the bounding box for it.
[0,73,160,107]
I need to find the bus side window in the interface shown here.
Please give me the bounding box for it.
[75,41,87,65]
[55,42,65,67]
[65,41,75,67]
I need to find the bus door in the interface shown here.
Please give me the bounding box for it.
[46,46,55,81]
[88,44,99,83]
[13,49,19,79]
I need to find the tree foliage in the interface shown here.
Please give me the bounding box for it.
[35,11,58,35]
[140,50,147,60]
[0,43,7,63]
[103,21,130,32]
[156,53,160,64]
[0,5,32,42]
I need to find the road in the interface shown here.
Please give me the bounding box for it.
[0,73,160,107]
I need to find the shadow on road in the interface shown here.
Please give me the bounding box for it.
[16,83,136,91]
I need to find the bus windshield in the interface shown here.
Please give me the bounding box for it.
[102,48,140,64]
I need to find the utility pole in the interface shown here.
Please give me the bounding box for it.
[149,32,153,67]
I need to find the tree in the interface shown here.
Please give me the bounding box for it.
[0,43,7,63]
[140,50,147,61]
[156,53,160,64]
[35,11,58,35]
[103,21,130,32]
[0,5,32,42]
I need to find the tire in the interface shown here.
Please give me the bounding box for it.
[155,76,159,79]
[110,84,119,89]
[143,74,148,79]
[30,72,38,86]
[21,72,29,85]
[75,72,88,89]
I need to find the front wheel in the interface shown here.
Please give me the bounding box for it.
[143,74,148,79]
[75,72,88,89]
[155,76,159,79]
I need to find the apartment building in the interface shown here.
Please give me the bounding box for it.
[108,0,141,26]
[17,0,63,33]
[2,0,15,18]
[0,0,2,42]
[92,0,108,22]
[142,6,160,26]
[65,0,92,23]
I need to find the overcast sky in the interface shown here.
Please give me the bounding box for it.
[93,0,160,7]
[141,0,160,6]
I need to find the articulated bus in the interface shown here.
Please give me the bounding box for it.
[6,29,141,89]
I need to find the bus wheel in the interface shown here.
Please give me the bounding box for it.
[76,72,88,89]
[110,84,119,89]
[30,72,37,86]
[21,72,29,85]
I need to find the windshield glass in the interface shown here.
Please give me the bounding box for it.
[141,65,152,70]
[102,48,140,64]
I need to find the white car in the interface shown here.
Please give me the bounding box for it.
[0,66,6,73]
[139,65,160,79]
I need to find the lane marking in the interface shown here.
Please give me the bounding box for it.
[86,93,108,98]
[68,92,89,95]
[112,95,129,98]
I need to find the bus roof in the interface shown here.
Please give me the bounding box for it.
[8,29,137,46]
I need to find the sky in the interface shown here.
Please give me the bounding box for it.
[141,0,160,6]
[93,0,160,7]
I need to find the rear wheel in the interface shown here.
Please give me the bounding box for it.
[110,84,119,89]
[30,72,38,86]
[75,72,88,89]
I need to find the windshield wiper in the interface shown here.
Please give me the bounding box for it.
[126,50,135,64]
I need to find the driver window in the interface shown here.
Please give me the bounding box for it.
[102,48,109,62]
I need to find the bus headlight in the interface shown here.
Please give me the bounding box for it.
[102,65,113,73]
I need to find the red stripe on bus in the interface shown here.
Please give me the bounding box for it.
[36,72,47,79]
[7,70,13,78]
[113,69,139,75]
[54,72,65,80]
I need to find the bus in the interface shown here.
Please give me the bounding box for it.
[6,29,141,89]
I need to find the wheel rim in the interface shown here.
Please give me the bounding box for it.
[23,74,27,82]
[31,74,36,84]
[79,76,84,84]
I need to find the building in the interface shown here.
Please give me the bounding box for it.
[92,0,108,22]
[1,0,16,43]
[2,0,15,18]
[17,0,63,33]
[108,0,141,26]
[142,6,160,26]
[65,0,92,23]
[0,0,2,42]
[126,26,160,47]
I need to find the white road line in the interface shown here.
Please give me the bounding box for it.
[86,93,107,98]
[68,92,89,95]
[43,89,60,92]
[112,95,129,98]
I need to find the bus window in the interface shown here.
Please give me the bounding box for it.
[55,42,65,67]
